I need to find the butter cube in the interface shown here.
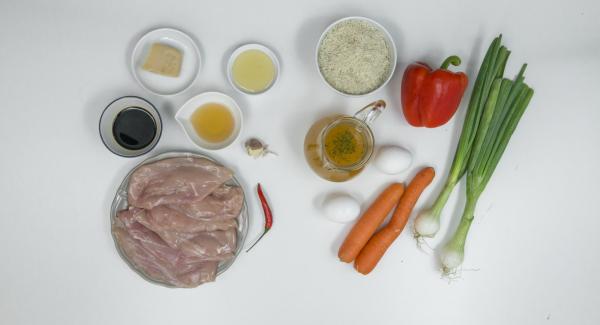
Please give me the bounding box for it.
[142,43,182,77]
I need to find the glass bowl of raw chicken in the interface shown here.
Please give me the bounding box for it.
[110,151,249,288]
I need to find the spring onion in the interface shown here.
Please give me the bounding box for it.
[441,64,533,273]
[414,35,510,238]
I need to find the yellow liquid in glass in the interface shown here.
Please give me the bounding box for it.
[232,49,276,93]
[191,103,234,143]
[323,122,366,167]
[304,115,365,182]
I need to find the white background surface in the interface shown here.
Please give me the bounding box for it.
[1,0,599,324]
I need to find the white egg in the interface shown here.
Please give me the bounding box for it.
[374,145,412,175]
[322,193,361,223]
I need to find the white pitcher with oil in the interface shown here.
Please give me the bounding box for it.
[304,100,386,182]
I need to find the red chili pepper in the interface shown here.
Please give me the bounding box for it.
[246,183,273,252]
[401,55,468,128]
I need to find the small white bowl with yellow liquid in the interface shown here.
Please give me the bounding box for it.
[227,43,280,95]
[175,92,243,150]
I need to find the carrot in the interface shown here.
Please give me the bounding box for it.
[354,167,435,274]
[338,183,404,263]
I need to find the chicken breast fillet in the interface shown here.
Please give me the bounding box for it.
[128,157,233,209]
[113,209,221,287]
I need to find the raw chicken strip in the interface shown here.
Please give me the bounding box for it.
[175,262,219,287]
[179,229,237,258]
[112,227,171,284]
[117,209,231,265]
[128,157,233,209]
[113,209,221,287]
[168,185,244,220]
[116,211,206,266]
[114,226,218,287]
[134,206,238,233]
[148,227,237,261]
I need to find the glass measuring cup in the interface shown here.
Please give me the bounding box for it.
[304,100,386,182]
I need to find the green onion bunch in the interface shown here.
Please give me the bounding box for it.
[412,35,534,273]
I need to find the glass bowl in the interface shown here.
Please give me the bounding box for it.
[110,151,249,287]
[99,96,162,158]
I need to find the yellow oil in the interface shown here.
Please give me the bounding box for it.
[304,116,365,182]
[323,122,366,167]
[231,49,276,93]
[191,103,234,143]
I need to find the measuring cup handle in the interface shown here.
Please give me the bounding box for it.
[354,100,386,124]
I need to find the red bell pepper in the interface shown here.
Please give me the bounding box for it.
[401,55,468,128]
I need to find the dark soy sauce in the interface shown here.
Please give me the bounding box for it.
[112,107,157,150]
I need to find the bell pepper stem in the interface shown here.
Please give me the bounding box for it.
[441,55,462,70]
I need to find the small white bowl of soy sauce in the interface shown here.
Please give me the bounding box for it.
[99,96,162,157]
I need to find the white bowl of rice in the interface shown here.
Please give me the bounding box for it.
[316,16,397,96]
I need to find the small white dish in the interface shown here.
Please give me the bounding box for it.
[315,16,397,97]
[175,92,243,150]
[130,27,201,96]
[226,43,280,95]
